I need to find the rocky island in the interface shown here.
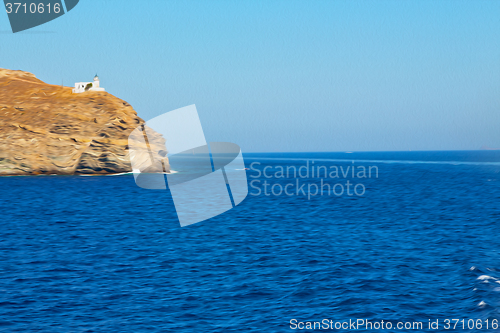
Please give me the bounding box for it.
[0,68,168,176]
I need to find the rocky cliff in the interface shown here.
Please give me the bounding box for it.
[0,68,168,175]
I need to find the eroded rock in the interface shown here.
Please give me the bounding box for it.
[0,68,168,175]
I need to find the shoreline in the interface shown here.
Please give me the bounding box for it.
[0,170,179,177]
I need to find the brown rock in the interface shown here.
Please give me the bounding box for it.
[0,68,169,175]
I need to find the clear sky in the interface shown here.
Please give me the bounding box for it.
[1,0,499,152]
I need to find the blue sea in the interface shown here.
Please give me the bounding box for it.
[1,151,500,332]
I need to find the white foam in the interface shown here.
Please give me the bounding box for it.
[477,275,495,281]
[107,172,133,176]
[248,157,500,166]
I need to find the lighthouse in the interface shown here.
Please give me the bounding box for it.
[93,74,100,88]
[72,74,105,93]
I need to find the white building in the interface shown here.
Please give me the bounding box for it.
[72,74,105,93]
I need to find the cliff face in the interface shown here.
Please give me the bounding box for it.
[0,68,168,175]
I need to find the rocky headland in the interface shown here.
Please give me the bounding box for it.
[0,68,168,175]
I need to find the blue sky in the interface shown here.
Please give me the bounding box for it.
[1,0,499,152]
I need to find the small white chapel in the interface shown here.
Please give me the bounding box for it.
[72,75,105,94]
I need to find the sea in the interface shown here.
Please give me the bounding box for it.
[1,151,500,332]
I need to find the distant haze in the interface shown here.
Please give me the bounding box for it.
[1,0,499,152]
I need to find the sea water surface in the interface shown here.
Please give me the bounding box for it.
[1,151,500,332]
